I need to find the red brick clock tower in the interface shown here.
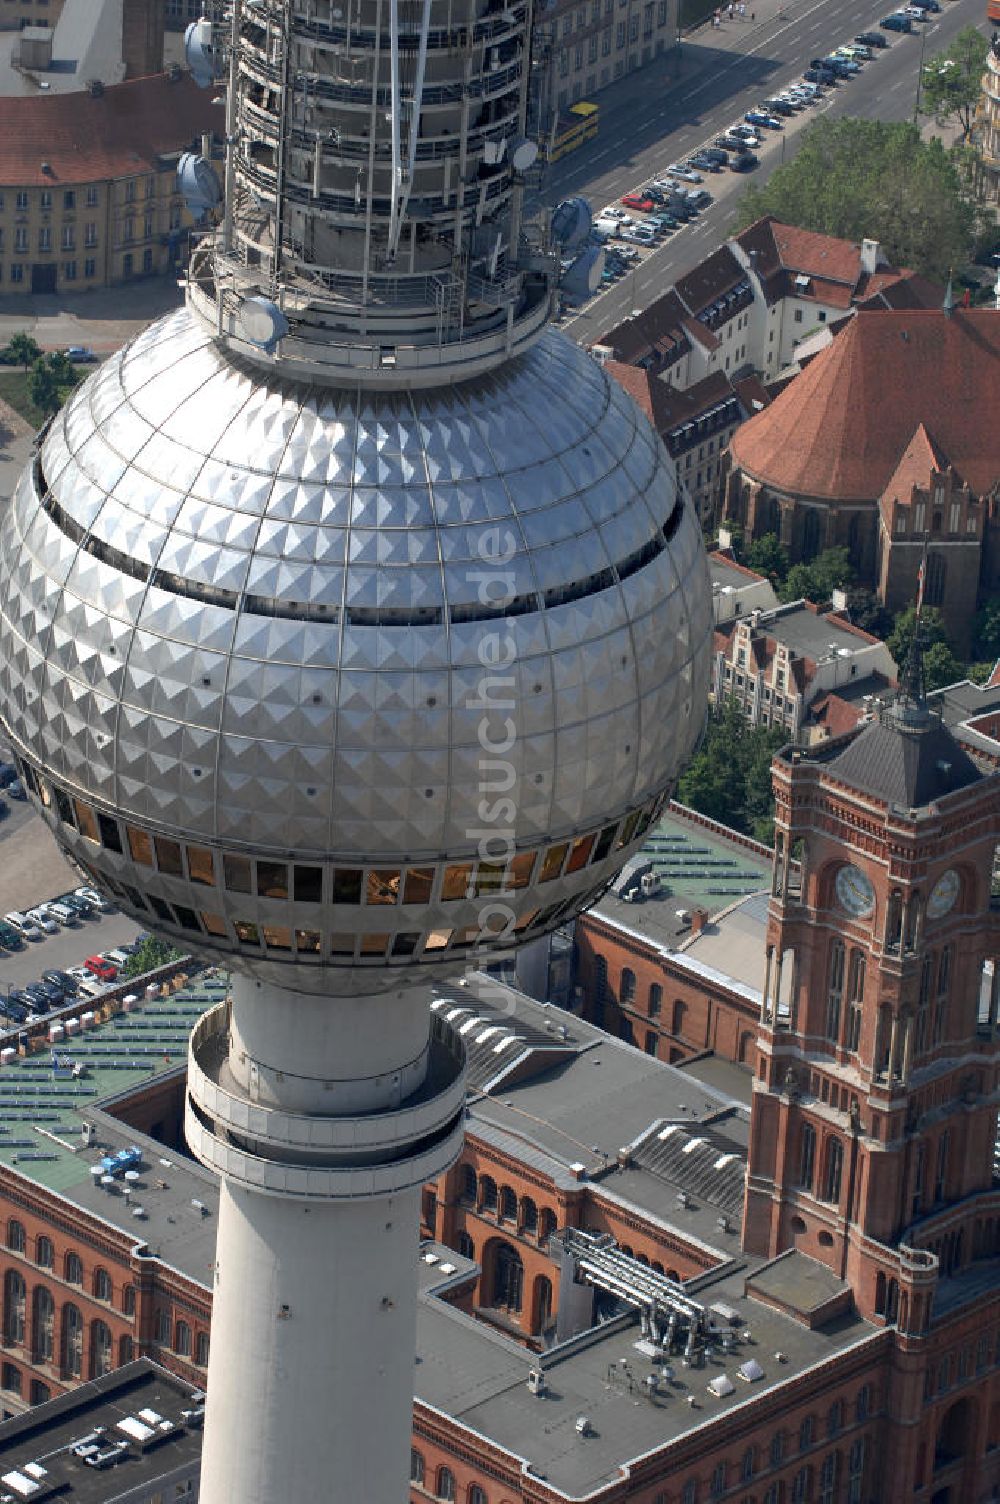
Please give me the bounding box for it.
[743,648,1000,1332]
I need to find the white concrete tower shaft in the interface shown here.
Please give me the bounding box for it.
[185,979,466,1502]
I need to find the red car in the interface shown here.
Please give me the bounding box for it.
[85,955,117,982]
[621,193,655,213]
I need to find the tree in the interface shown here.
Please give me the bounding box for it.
[45,350,76,387]
[736,117,976,280]
[123,937,183,979]
[747,533,789,587]
[886,605,951,667]
[27,359,60,417]
[778,547,852,605]
[972,595,1000,665]
[7,331,41,373]
[923,641,964,692]
[676,698,784,844]
[843,587,893,639]
[920,28,989,143]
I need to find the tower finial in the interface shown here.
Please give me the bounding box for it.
[897,537,929,713]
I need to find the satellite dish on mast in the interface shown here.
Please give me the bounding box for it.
[551,197,593,255]
[176,153,223,219]
[510,137,539,173]
[184,16,221,89]
[238,296,290,353]
[561,244,604,300]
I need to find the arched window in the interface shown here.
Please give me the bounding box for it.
[770,1431,785,1468]
[801,508,821,561]
[620,967,636,1004]
[649,983,662,1017]
[410,1450,425,1485]
[925,552,946,607]
[819,1451,840,1504]
[827,1400,842,1436]
[64,1252,83,1286]
[122,1284,136,1317]
[62,1304,83,1379]
[711,1460,727,1498]
[6,1219,24,1254]
[90,1319,112,1379]
[3,1269,25,1345]
[2,1362,21,1395]
[846,950,865,1052]
[792,1465,812,1504]
[826,940,844,1041]
[798,1123,816,1191]
[742,1445,756,1481]
[119,1334,134,1365]
[799,1414,814,1452]
[672,999,687,1036]
[539,1207,557,1245]
[934,946,952,1043]
[855,1384,870,1423]
[196,1331,210,1367]
[93,1267,112,1303]
[885,1278,899,1325]
[468,1487,488,1504]
[175,1320,192,1358]
[500,1185,517,1223]
[885,890,902,953]
[35,1237,53,1270]
[460,1164,477,1204]
[436,1465,456,1501]
[480,1176,497,1213]
[32,1286,53,1363]
[916,952,933,1054]
[823,1138,844,1204]
[534,1275,553,1330]
[520,1197,538,1235]
[457,1231,475,1260]
[874,1270,886,1316]
[593,956,609,1025]
[492,1242,523,1312]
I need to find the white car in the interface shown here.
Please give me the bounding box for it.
[43,901,80,926]
[66,965,108,997]
[5,911,42,942]
[74,885,114,914]
[667,163,703,183]
[26,908,59,936]
[600,205,629,221]
[594,217,623,239]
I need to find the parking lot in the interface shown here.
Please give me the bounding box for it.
[0,740,140,1022]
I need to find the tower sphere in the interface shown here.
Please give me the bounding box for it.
[0,308,710,992]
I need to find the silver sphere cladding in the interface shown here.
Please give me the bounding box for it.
[0,308,711,991]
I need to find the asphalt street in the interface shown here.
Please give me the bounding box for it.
[552,0,984,343]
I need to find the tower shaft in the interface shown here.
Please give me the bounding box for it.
[186,979,466,1502]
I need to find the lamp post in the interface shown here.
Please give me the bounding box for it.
[913,24,928,124]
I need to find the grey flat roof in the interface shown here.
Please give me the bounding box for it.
[762,603,872,661]
[931,679,1000,725]
[416,1251,877,1499]
[0,1360,203,1502]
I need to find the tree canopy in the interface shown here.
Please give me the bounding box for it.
[778,547,853,605]
[6,332,41,373]
[123,937,183,979]
[736,117,976,280]
[676,698,784,845]
[920,27,989,142]
[746,533,789,587]
[27,359,60,417]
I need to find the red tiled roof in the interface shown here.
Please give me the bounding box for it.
[735,216,943,311]
[880,424,951,509]
[0,73,219,187]
[809,691,868,739]
[730,309,1000,502]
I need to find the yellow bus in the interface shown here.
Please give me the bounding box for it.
[546,100,599,163]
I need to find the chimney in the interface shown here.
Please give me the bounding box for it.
[690,908,708,935]
[859,238,880,276]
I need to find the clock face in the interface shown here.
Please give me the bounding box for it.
[835,863,875,918]
[927,869,960,920]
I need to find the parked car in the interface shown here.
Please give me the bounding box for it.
[666,163,702,183]
[43,901,80,926]
[728,123,761,143]
[649,211,680,231]
[834,44,871,60]
[682,188,712,209]
[102,947,135,970]
[5,911,42,942]
[911,0,941,10]
[6,779,25,801]
[55,892,93,918]
[903,4,930,17]
[30,979,64,1006]
[828,55,861,73]
[22,985,52,1013]
[593,217,622,240]
[730,151,758,171]
[880,12,912,30]
[601,205,629,220]
[687,151,723,172]
[85,955,118,982]
[764,97,794,115]
[0,920,23,950]
[74,885,114,914]
[67,965,106,996]
[65,346,96,363]
[0,762,17,787]
[621,193,655,212]
[3,994,30,1023]
[42,969,79,996]
[620,225,657,245]
[803,65,837,83]
[745,109,782,129]
[855,29,889,46]
[26,907,59,936]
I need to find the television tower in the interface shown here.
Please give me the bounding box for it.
[0,2,712,1499]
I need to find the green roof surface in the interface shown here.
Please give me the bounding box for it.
[0,971,228,1195]
[640,808,771,906]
